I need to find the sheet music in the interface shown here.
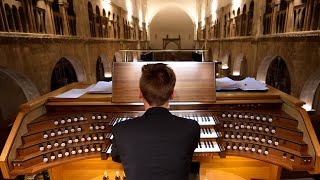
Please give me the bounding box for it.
[216,77,238,90]
[54,85,94,98]
[216,77,268,91]
[237,77,268,91]
[87,81,112,94]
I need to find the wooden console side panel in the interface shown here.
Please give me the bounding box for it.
[0,107,47,179]
[281,103,320,174]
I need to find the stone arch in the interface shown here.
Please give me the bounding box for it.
[102,54,112,78]
[114,51,123,62]
[220,52,231,70]
[96,56,104,82]
[300,68,320,111]
[218,52,231,77]
[232,53,246,77]
[164,41,179,49]
[256,55,292,94]
[0,66,40,126]
[147,3,196,26]
[49,56,87,91]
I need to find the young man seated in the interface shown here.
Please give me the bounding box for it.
[111,63,200,180]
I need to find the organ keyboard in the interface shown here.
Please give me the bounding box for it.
[0,62,319,179]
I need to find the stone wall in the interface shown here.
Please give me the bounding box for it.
[206,33,320,98]
[0,34,139,95]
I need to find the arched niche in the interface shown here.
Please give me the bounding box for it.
[132,52,139,62]
[0,66,40,126]
[300,68,320,111]
[164,41,179,49]
[218,53,231,77]
[96,54,112,81]
[232,53,247,77]
[50,57,86,91]
[256,56,291,94]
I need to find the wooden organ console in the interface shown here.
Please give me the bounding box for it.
[0,62,319,180]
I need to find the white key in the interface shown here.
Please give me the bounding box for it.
[106,145,112,154]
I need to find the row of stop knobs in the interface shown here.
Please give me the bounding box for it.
[224,132,279,146]
[43,123,108,139]
[221,112,273,122]
[42,144,104,163]
[53,113,108,125]
[222,122,276,133]
[225,142,295,161]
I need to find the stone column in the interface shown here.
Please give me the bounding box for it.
[270,2,278,34]
[19,0,28,32]
[9,6,16,31]
[309,0,319,30]
[24,0,35,32]
[37,0,47,33]
[285,0,294,32]
[59,0,69,35]
[119,9,123,39]
[0,4,4,31]
[16,7,23,32]
[44,0,54,34]
[74,0,89,37]
[30,0,37,32]
[303,0,313,31]
[253,0,265,36]
[0,0,9,31]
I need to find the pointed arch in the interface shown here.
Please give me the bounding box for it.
[0,66,40,126]
[256,55,292,94]
[300,68,320,111]
[114,51,123,62]
[49,56,87,91]
[232,53,246,77]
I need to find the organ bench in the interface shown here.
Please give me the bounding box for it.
[0,62,319,180]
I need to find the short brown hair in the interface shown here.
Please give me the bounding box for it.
[139,63,176,106]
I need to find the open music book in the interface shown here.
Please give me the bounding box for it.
[216,77,268,91]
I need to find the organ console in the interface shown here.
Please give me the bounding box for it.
[0,62,319,179]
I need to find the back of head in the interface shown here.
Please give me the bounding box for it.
[139,63,176,107]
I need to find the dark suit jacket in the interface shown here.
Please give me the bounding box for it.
[111,107,200,180]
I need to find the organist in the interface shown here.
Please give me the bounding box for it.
[111,63,200,180]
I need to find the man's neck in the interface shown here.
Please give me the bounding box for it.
[143,100,170,111]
